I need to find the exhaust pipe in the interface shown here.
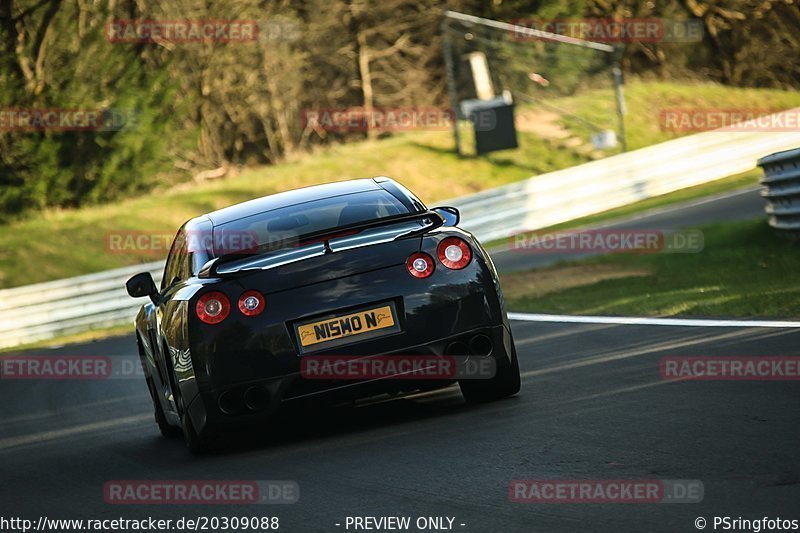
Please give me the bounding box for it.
[469,334,493,356]
[444,341,469,356]
[243,386,270,412]
[218,390,245,415]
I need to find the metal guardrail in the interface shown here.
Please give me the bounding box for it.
[0,261,163,350]
[758,147,800,233]
[452,113,800,242]
[3,111,800,350]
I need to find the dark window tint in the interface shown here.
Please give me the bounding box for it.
[213,190,410,255]
[161,228,189,290]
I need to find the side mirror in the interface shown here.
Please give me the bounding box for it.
[432,206,460,226]
[126,272,159,303]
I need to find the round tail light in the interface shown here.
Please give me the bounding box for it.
[406,252,435,278]
[238,290,265,316]
[196,291,230,324]
[437,237,472,270]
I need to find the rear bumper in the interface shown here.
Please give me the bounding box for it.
[186,322,513,433]
[190,250,505,380]
[183,252,509,433]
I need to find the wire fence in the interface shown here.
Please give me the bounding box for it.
[441,11,624,157]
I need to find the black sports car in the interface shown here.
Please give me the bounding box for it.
[126,177,520,452]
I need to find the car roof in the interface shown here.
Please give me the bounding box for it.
[203,178,386,227]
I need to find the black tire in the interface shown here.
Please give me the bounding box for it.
[459,344,521,403]
[145,374,181,438]
[181,412,212,454]
[153,395,182,438]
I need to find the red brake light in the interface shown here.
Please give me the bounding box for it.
[437,237,472,270]
[406,252,434,278]
[238,290,265,316]
[196,291,230,324]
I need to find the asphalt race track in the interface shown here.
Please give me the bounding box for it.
[2,187,799,533]
[2,321,799,532]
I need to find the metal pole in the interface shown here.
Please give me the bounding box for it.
[612,53,627,152]
[441,18,462,156]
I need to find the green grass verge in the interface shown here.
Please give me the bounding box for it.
[502,218,800,317]
[0,129,584,289]
[557,80,800,152]
[0,325,133,354]
[1,80,797,289]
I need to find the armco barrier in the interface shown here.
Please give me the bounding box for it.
[0,261,163,350]
[758,147,800,233]
[3,111,800,349]
[453,113,800,241]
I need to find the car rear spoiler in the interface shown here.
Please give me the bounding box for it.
[198,210,444,278]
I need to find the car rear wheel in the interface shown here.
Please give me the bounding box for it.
[141,337,181,437]
[148,378,181,438]
[157,340,209,452]
[181,412,212,454]
[459,343,520,403]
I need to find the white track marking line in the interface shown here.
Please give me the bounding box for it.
[563,380,672,404]
[0,413,150,451]
[0,394,144,425]
[509,313,800,328]
[519,328,756,378]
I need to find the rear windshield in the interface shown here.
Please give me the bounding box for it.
[211,190,411,255]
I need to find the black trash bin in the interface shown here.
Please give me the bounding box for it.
[460,97,518,155]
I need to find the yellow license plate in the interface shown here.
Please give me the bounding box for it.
[297,305,396,347]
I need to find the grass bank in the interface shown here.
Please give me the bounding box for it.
[502,219,800,318]
[1,80,797,289]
